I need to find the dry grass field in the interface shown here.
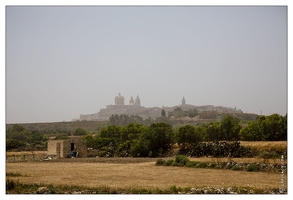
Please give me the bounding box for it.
[240,141,287,151]
[6,159,287,190]
[6,151,47,157]
[6,141,287,193]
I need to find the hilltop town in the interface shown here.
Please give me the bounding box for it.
[74,93,244,121]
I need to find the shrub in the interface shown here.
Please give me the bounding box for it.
[73,128,87,136]
[6,179,17,190]
[174,155,190,166]
[196,162,208,168]
[246,163,260,172]
[169,185,182,194]
[156,159,165,166]
[6,139,26,151]
[186,161,197,167]
[208,162,217,168]
[164,159,174,166]
[54,134,69,140]
[98,150,107,157]
[130,188,152,194]
[231,165,242,171]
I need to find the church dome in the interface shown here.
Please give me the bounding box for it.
[115,93,124,105]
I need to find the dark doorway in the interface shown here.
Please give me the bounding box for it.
[71,143,75,151]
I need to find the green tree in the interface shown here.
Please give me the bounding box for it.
[240,121,263,141]
[83,134,95,148]
[172,107,187,118]
[100,125,121,140]
[220,115,241,140]
[6,139,26,151]
[73,127,87,136]
[261,114,287,141]
[8,124,26,133]
[120,123,145,142]
[26,130,47,143]
[188,109,199,118]
[130,122,174,157]
[175,125,202,152]
[161,109,166,117]
[206,122,221,141]
[147,122,175,157]
[6,124,29,142]
[155,116,171,124]
[240,114,287,141]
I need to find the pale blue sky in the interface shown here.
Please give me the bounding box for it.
[6,6,287,123]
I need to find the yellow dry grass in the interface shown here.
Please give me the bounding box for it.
[6,161,286,190]
[6,151,47,157]
[188,157,286,164]
[240,141,287,151]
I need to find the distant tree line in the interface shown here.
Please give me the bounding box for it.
[6,125,48,151]
[109,114,153,126]
[83,114,287,158]
[6,125,90,151]
[109,108,258,128]
[6,114,286,156]
[168,107,199,118]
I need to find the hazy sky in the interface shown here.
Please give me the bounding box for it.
[6,6,287,123]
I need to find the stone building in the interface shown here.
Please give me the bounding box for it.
[76,94,244,121]
[47,136,88,158]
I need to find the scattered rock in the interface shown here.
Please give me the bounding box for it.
[36,187,49,194]
[190,188,196,193]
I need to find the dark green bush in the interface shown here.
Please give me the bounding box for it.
[208,162,217,168]
[156,159,165,166]
[179,141,254,158]
[246,163,260,172]
[231,165,242,171]
[196,162,208,168]
[98,150,107,157]
[6,139,26,150]
[169,185,182,194]
[164,159,174,166]
[174,155,190,166]
[6,179,17,190]
[73,128,87,136]
[186,161,197,167]
[54,134,69,140]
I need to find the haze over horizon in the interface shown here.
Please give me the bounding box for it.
[6,6,287,124]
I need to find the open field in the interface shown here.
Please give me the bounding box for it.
[240,141,287,151]
[6,141,287,193]
[6,158,287,192]
[6,151,47,157]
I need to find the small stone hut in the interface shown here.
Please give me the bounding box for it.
[47,136,88,158]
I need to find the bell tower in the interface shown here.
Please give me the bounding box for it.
[182,97,186,106]
[129,96,134,105]
[134,95,141,106]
